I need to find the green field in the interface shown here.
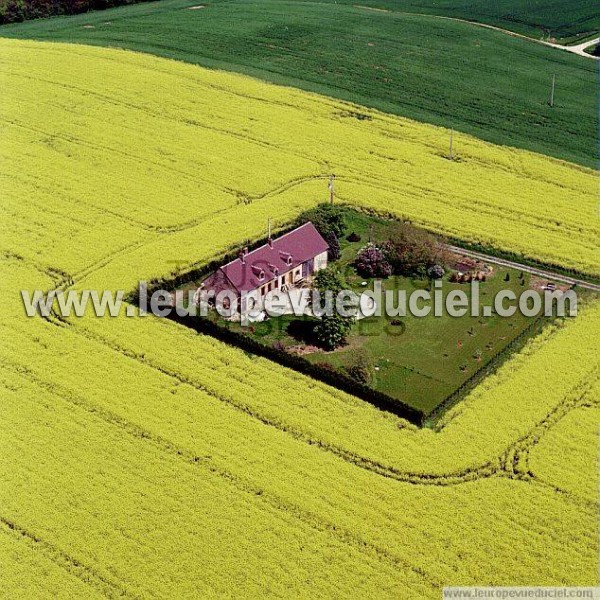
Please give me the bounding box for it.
[310,0,600,42]
[1,0,597,168]
[585,42,600,56]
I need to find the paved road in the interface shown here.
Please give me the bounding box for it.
[446,245,600,292]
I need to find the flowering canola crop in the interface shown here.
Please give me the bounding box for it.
[0,38,598,597]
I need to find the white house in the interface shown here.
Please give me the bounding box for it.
[200,221,329,313]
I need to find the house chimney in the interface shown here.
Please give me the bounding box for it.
[267,218,273,248]
[243,246,248,256]
[240,250,246,264]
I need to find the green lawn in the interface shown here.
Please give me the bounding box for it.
[584,42,600,56]
[304,272,534,415]
[1,0,597,168]
[313,211,538,414]
[186,210,546,416]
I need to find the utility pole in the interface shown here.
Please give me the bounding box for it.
[549,74,556,108]
[268,217,271,239]
[449,129,454,161]
[328,174,335,204]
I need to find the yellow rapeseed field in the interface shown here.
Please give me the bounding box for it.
[1,39,598,285]
[1,38,598,597]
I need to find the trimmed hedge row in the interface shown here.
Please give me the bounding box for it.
[129,205,564,427]
[166,311,426,426]
[426,313,554,426]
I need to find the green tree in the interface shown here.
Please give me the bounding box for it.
[313,314,352,351]
[312,266,353,350]
[382,222,446,276]
[323,229,341,261]
[313,265,345,296]
[299,204,346,239]
[345,348,374,384]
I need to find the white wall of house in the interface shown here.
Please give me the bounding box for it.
[313,251,328,273]
[238,252,327,314]
[240,289,260,313]
[289,266,302,284]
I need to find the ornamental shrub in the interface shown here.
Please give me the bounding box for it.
[355,243,392,278]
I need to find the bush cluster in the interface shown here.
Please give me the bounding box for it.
[381,222,447,277]
[355,243,392,278]
[354,221,448,280]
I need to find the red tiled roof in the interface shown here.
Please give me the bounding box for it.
[201,267,237,297]
[212,222,328,293]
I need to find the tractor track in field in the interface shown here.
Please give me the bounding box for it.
[9,172,328,298]
[4,355,596,597]
[6,323,598,551]
[15,205,597,505]
[37,174,329,290]
[1,66,328,169]
[6,324,500,488]
[353,6,600,61]
[497,367,599,511]
[1,361,443,589]
[11,162,598,502]
[0,514,135,599]
[10,309,599,514]
[334,183,598,251]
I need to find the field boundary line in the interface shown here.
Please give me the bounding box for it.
[4,318,498,485]
[353,5,600,60]
[498,366,599,510]
[31,305,598,508]
[0,514,135,598]
[51,321,502,484]
[56,314,600,507]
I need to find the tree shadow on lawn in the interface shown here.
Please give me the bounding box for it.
[286,317,319,346]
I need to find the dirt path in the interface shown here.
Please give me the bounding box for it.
[544,36,599,58]
[445,245,600,292]
[354,5,600,61]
